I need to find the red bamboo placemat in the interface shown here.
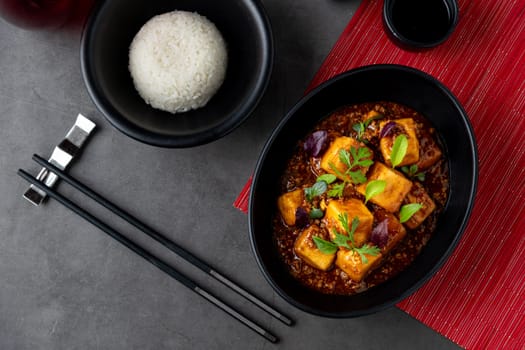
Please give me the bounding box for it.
[234,0,525,348]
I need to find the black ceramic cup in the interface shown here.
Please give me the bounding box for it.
[383,0,459,49]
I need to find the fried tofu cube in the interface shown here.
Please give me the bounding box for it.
[372,210,407,254]
[415,132,443,170]
[320,137,373,180]
[357,162,412,213]
[402,182,436,229]
[379,118,420,167]
[294,225,335,271]
[277,189,303,226]
[336,248,382,282]
[324,199,374,246]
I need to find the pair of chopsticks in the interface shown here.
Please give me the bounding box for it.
[18,154,292,343]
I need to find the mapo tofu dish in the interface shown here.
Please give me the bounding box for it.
[274,102,449,295]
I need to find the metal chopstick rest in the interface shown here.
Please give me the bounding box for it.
[23,114,96,206]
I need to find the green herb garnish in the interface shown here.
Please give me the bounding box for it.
[401,164,425,181]
[338,213,356,243]
[349,170,367,184]
[390,134,408,168]
[348,147,374,169]
[327,182,345,198]
[326,146,374,197]
[332,229,353,249]
[326,145,373,198]
[399,203,423,223]
[309,208,324,219]
[355,244,381,264]
[312,236,338,254]
[304,181,327,202]
[316,174,337,184]
[304,174,337,202]
[341,147,373,184]
[352,123,365,139]
[328,162,348,180]
[352,113,384,141]
[335,147,374,175]
[313,214,380,262]
[364,180,386,204]
[314,213,358,254]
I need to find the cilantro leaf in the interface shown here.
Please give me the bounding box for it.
[349,147,359,165]
[357,146,372,161]
[358,158,374,167]
[338,149,352,169]
[329,162,349,181]
[313,236,338,254]
[313,215,381,262]
[338,213,350,234]
[328,182,345,198]
[332,230,352,249]
[354,244,381,264]
[350,216,359,238]
[332,146,373,184]
[349,170,367,184]
[336,214,359,245]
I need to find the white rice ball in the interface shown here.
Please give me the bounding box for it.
[129,11,228,114]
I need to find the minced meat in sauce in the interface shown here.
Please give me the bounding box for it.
[273,102,449,295]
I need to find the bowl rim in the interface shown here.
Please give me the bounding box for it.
[248,64,478,317]
[79,0,274,148]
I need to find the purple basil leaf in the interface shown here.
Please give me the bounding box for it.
[380,121,397,138]
[295,207,309,228]
[304,130,328,157]
[370,219,389,248]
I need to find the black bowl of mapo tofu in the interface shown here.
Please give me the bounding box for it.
[249,64,478,317]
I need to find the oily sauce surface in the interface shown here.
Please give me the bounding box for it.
[273,102,449,295]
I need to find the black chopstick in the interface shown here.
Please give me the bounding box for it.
[31,154,292,326]
[18,168,278,343]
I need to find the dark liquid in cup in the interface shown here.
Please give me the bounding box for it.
[390,0,453,43]
[0,0,73,29]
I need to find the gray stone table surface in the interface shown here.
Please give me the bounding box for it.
[0,1,461,349]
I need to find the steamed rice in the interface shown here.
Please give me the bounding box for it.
[128,11,227,114]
